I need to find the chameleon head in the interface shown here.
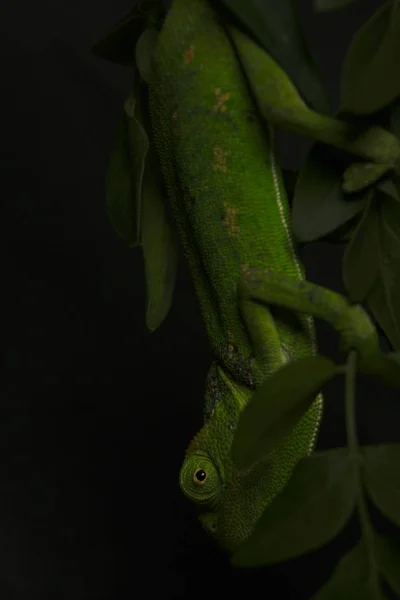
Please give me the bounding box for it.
[178,363,320,553]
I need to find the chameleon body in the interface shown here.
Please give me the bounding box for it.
[148,0,323,551]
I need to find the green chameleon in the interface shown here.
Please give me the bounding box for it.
[147,0,324,552]
[98,0,397,554]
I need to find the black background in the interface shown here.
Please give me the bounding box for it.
[2,0,399,598]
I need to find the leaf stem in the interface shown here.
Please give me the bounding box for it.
[344,350,380,595]
[345,350,358,455]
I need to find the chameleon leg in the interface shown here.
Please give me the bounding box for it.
[238,268,381,365]
[238,291,289,384]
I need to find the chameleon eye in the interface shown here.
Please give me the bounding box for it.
[194,468,207,483]
[179,455,221,506]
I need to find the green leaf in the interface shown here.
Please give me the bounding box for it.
[105,112,141,248]
[292,143,367,242]
[343,190,379,303]
[124,84,178,331]
[215,0,330,114]
[375,534,400,596]
[140,141,178,331]
[362,443,400,528]
[367,187,400,350]
[91,0,164,65]
[231,356,337,470]
[340,1,400,115]
[135,27,159,84]
[313,0,359,11]
[231,449,357,566]
[310,541,384,600]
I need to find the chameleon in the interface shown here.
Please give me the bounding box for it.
[146,0,324,552]
[95,0,400,554]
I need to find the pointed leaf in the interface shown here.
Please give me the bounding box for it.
[231,449,357,566]
[135,27,159,84]
[310,541,384,600]
[368,188,400,350]
[313,0,359,11]
[125,81,178,331]
[232,356,337,470]
[105,112,141,247]
[340,1,400,114]
[292,142,366,242]
[91,0,164,65]
[343,189,379,303]
[375,534,400,596]
[362,443,400,528]
[215,0,330,113]
[140,142,178,331]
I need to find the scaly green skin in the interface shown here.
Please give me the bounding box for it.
[148,0,323,551]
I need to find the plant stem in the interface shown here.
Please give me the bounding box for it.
[345,350,358,455]
[344,350,380,595]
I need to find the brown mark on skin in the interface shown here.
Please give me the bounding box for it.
[183,45,195,65]
[212,146,228,172]
[222,202,240,236]
[213,88,231,113]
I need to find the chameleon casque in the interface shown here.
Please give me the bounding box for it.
[146,0,323,552]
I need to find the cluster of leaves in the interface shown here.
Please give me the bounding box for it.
[291,0,400,352]
[92,1,179,332]
[230,351,400,599]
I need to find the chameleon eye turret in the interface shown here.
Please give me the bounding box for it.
[179,455,221,506]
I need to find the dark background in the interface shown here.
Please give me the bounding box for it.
[2,0,399,598]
